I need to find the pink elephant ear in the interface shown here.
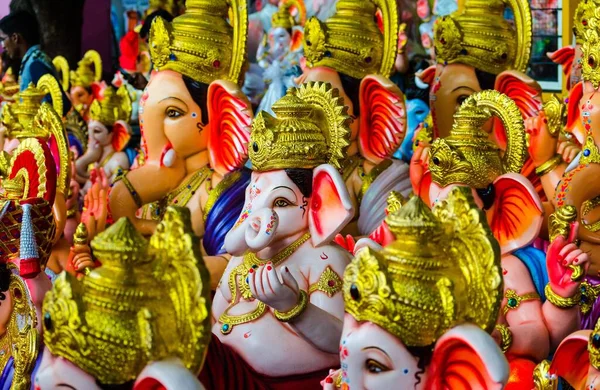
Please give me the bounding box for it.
[309,164,355,247]
[426,324,509,390]
[488,173,544,255]
[549,330,591,389]
[134,359,204,390]
[548,47,575,90]
[111,120,132,152]
[416,65,436,86]
[358,74,406,164]
[207,80,252,176]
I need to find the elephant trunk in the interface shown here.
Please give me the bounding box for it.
[224,208,279,256]
[109,160,186,236]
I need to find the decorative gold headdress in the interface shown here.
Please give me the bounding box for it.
[89,85,132,127]
[148,0,248,86]
[69,50,102,89]
[344,187,503,347]
[573,0,600,45]
[249,82,351,171]
[429,90,527,189]
[302,0,398,79]
[65,109,89,154]
[434,0,532,75]
[272,0,306,30]
[42,207,211,385]
[0,69,19,99]
[589,318,600,370]
[52,55,71,91]
[1,75,63,138]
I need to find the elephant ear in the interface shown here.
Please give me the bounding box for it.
[548,330,591,389]
[488,173,543,255]
[111,120,132,152]
[548,47,575,90]
[309,164,355,247]
[426,324,509,390]
[358,74,406,164]
[134,359,205,390]
[566,81,585,144]
[90,80,106,101]
[290,27,304,53]
[416,65,436,86]
[207,80,252,176]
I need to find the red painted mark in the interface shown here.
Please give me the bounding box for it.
[320,252,329,260]
[502,268,507,275]
[244,331,252,339]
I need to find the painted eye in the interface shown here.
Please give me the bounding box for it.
[366,359,390,374]
[166,108,183,118]
[274,198,291,207]
[457,95,469,105]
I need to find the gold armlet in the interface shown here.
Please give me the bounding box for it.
[113,169,143,208]
[535,155,562,176]
[502,289,540,315]
[495,324,513,354]
[544,283,581,309]
[274,290,308,322]
[308,266,343,298]
[66,208,77,218]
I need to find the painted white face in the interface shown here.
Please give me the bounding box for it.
[340,314,424,390]
[34,347,100,390]
[268,27,291,59]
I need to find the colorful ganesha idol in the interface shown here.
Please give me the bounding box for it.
[202,82,354,389]
[109,0,253,287]
[34,207,211,390]
[424,90,589,386]
[324,189,508,390]
[298,0,410,237]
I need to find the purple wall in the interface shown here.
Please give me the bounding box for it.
[81,0,113,79]
[0,2,9,19]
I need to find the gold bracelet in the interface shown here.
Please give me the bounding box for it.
[535,155,562,176]
[114,170,143,209]
[495,324,513,354]
[274,290,308,322]
[544,283,581,309]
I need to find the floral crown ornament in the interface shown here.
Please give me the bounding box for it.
[89,85,132,127]
[429,90,527,189]
[68,50,103,89]
[302,0,398,80]
[249,82,351,171]
[573,0,600,45]
[148,0,248,86]
[271,0,306,30]
[344,187,503,347]
[433,0,532,75]
[42,207,212,385]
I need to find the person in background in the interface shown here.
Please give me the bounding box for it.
[0,10,71,115]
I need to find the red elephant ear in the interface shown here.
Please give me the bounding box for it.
[426,324,509,390]
[548,47,575,90]
[111,120,132,152]
[290,28,304,53]
[358,74,406,164]
[207,80,252,176]
[309,165,355,248]
[6,138,57,204]
[416,65,436,86]
[488,173,543,255]
[549,330,591,389]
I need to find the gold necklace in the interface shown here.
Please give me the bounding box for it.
[219,232,311,335]
[151,167,212,221]
[99,151,115,168]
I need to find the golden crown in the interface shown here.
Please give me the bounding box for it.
[590,318,600,370]
[302,0,398,80]
[344,188,502,347]
[573,0,600,45]
[89,85,132,127]
[1,75,63,138]
[582,24,600,90]
[148,0,247,86]
[429,90,527,189]
[69,50,102,89]
[249,82,351,171]
[434,0,532,75]
[42,207,211,385]
[65,108,89,153]
[272,0,306,30]
[52,55,70,91]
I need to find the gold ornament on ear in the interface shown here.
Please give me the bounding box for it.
[148,0,248,86]
[70,50,102,88]
[303,0,398,79]
[582,27,600,89]
[42,207,211,385]
[89,85,132,127]
[429,90,527,189]
[52,55,71,91]
[344,187,503,347]
[249,82,351,171]
[573,0,600,45]
[434,0,532,75]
